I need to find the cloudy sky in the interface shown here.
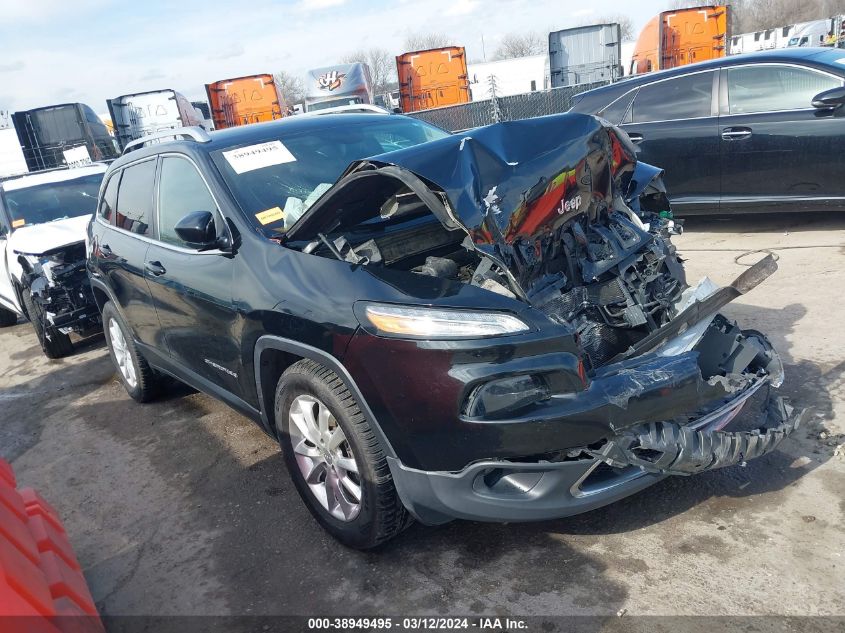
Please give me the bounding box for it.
[0,0,670,114]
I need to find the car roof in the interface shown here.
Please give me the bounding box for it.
[109,113,418,168]
[574,47,845,104]
[0,163,108,192]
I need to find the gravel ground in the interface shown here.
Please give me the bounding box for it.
[0,213,843,620]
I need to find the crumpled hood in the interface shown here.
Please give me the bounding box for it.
[8,214,90,257]
[291,113,644,295]
[366,113,638,238]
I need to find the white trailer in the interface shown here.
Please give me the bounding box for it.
[304,63,374,113]
[548,24,622,87]
[107,89,203,151]
[467,55,547,101]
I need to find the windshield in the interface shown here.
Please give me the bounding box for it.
[3,172,104,230]
[212,116,449,234]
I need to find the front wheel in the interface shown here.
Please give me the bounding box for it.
[275,359,411,549]
[22,290,72,358]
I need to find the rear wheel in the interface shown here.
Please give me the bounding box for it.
[275,359,410,549]
[102,301,159,402]
[0,306,17,327]
[22,290,73,358]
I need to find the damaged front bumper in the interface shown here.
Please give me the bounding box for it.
[389,392,807,525]
[19,243,100,335]
[387,313,808,525]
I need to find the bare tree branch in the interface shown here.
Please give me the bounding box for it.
[589,14,636,41]
[274,70,304,105]
[402,32,451,52]
[492,32,544,60]
[339,47,397,95]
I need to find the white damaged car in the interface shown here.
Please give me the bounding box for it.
[0,165,106,357]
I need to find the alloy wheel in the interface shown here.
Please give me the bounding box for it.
[288,394,362,521]
[108,318,137,389]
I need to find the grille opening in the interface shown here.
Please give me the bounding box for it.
[576,462,644,497]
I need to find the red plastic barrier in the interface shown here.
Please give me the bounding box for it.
[0,459,103,633]
[19,489,64,534]
[0,461,15,488]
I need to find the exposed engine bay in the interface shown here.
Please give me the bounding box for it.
[284,114,805,477]
[17,242,99,334]
[288,115,691,371]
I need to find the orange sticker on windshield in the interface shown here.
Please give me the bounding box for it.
[255,207,284,225]
[11,219,24,228]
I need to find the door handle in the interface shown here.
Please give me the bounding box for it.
[721,127,752,141]
[627,132,644,144]
[144,261,166,277]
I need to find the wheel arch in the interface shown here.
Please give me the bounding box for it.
[88,277,121,317]
[253,336,396,459]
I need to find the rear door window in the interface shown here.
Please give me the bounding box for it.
[726,65,842,114]
[630,72,715,123]
[599,91,636,125]
[114,159,156,236]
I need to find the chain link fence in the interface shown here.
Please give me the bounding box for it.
[405,81,608,132]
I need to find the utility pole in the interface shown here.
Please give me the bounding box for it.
[488,74,501,123]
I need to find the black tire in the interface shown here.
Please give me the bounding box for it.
[275,359,410,549]
[102,301,159,402]
[21,290,73,358]
[0,306,17,327]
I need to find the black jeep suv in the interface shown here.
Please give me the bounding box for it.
[87,113,805,548]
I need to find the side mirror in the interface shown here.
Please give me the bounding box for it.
[174,211,224,250]
[812,86,845,110]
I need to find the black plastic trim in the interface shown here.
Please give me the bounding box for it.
[387,456,663,525]
[138,342,262,423]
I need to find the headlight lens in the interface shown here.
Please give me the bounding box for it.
[361,304,529,339]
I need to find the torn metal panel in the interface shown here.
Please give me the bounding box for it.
[592,398,808,476]
[18,241,99,334]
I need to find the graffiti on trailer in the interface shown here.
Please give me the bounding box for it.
[317,70,346,91]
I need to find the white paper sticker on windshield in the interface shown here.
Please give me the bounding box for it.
[222,141,296,174]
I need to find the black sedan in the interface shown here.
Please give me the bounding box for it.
[570,48,845,214]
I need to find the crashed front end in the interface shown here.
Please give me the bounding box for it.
[285,113,806,524]
[17,242,100,336]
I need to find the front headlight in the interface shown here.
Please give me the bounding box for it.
[359,303,530,339]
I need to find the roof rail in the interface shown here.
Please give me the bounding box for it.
[122,126,212,155]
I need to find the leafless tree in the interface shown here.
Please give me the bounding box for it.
[274,70,304,106]
[340,48,397,95]
[402,32,451,52]
[492,32,545,60]
[590,14,636,41]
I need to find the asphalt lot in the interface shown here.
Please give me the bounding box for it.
[1,213,843,618]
